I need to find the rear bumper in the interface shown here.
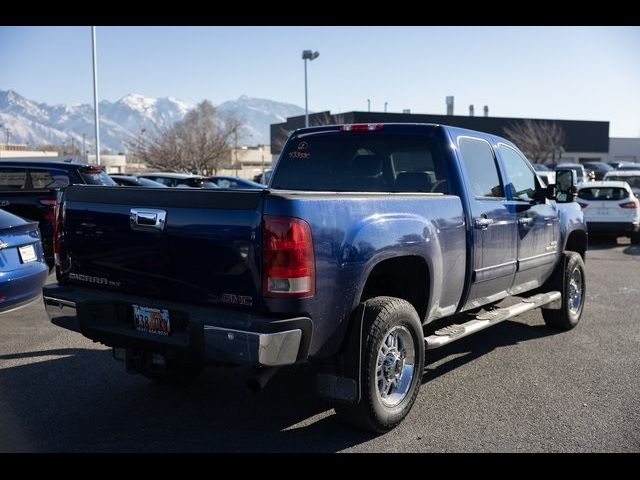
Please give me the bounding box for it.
[586,221,640,234]
[0,261,49,313]
[43,283,312,367]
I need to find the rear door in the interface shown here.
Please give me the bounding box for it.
[497,144,559,292]
[457,136,518,309]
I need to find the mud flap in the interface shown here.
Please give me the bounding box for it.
[316,304,365,404]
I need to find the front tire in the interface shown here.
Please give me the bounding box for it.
[542,251,586,331]
[335,297,425,433]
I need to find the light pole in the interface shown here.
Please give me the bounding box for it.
[367,99,371,112]
[302,50,319,128]
[384,102,388,113]
[260,145,265,180]
[91,26,101,165]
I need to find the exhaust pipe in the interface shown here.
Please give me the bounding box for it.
[247,367,279,393]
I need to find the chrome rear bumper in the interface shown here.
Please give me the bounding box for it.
[43,292,309,367]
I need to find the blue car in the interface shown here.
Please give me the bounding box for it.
[0,208,48,314]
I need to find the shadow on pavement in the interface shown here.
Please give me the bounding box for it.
[0,347,374,452]
[423,320,555,383]
[0,321,557,452]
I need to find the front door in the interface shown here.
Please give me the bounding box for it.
[497,144,560,293]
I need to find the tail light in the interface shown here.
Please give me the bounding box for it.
[619,200,639,209]
[340,123,383,132]
[262,216,315,297]
[53,195,64,267]
[577,202,589,209]
[39,198,57,223]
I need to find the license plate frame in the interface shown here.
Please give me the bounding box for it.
[132,304,171,336]
[18,244,37,263]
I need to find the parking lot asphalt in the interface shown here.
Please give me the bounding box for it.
[1,238,639,452]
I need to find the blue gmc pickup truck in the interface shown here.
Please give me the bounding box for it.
[43,123,587,432]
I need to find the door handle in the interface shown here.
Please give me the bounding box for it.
[473,217,494,229]
[518,217,534,226]
[130,208,167,232]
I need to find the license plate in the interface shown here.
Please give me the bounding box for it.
[133,304,171,336]
[18,244,37,263]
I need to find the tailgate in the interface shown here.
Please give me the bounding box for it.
[60,186,264,309]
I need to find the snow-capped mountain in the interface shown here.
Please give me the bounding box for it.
[218,95,306,146]
[0,90,306,152]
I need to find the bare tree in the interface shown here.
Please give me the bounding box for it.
[503,120,566,164]
[128,100,243,175]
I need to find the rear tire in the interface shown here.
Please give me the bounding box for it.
[630,230,640,245]
[334,297,425,433]
[542,251,586,331]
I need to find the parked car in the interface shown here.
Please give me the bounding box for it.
[615,162,640,171]
[582,161,613,181]
[0,208,49,314]
[207,176,265,189]
[44,123,586,433]
[555,162,591,183]
[577,181,640,243]
[531,163,555,186]
[608,161,640,170]
[137,173,219,188]
[111,175,168,188]
[253,169,273,185]
[0,160,116,267]
[603,170,640,197]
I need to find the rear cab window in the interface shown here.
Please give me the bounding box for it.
[272,132,449,193]
[29,169,71,189]
[0,168,27,190]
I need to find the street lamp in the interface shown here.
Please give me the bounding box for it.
[367,99,371,112]
[302,50,319,128]
[91,26,101,165]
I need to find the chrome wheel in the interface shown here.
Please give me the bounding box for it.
[375,325,416,408]
[568,267,583,314]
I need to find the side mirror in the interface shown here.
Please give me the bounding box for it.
[545,183,556,200]
[554,169,578,203]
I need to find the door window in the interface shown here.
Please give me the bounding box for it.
[499,145,537,202]
[458,137,503,198]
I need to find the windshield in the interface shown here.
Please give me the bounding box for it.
[273,132,448,192]
[585,163,612,171]
[80,168,117,185]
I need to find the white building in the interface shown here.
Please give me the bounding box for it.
[0,144,58,158]
[608,138,640,163]
[218,145,272,179]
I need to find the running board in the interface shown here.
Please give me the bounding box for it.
[425,291,561,350]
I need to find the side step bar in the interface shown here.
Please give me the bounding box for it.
[425,291,561,350]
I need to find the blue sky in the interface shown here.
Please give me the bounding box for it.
[1,26,639,136]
